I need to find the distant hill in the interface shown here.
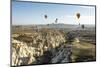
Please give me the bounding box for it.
[36,23,78,29]
[36,23,95,30]
[12,23,95,31]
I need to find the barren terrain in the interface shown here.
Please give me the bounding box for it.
[11,24,96,66]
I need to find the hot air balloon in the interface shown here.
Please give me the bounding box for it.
[76,13,81,25]
[81,24,85,29]
[55,18,58,24]
[44,15,47,19]
[76,13,80,19]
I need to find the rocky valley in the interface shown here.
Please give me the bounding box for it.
[11,25,96,66]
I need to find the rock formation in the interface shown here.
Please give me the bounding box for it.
[12,29,70,66]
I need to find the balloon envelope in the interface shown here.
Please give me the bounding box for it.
[76,13,80,19]
[55,18,58,23]
[44,15,47,19]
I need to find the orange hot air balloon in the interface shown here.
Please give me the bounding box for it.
[76,13,80,19]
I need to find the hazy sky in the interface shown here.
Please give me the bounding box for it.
[12,1,95,25]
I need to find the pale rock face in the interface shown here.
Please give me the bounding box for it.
[12,48,18,66]
[74,38,80,43]
[12,29,67,66]
[12,39,36,66]
[44,46,48,51]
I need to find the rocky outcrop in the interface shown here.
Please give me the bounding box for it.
[12,29,69,66]
[12,39,36,66]
[12,28,96,66]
